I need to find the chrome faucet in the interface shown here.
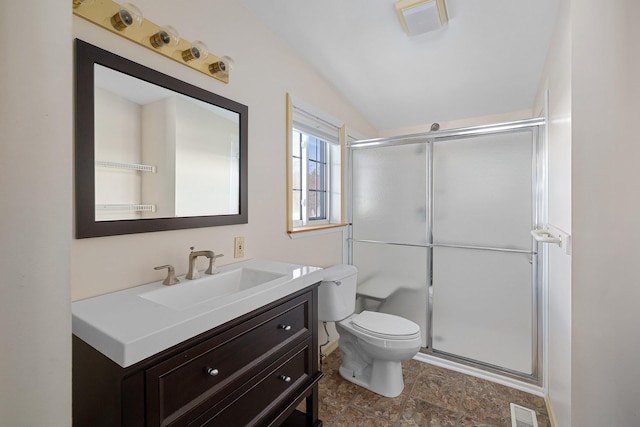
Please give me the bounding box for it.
[186,247,223,280]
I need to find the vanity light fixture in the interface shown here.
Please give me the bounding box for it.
[73,0,94,8]
[395,0,448,36]
[72,0,231,84]
[181,41,209,62]
[110,2,143,31]
[149,26,180,48]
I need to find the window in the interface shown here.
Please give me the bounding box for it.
[286,94,346,233]
[292,131,328,224]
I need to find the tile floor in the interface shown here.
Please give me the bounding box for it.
[317,351,550,427]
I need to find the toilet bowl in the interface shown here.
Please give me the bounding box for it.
[319,265,422,397]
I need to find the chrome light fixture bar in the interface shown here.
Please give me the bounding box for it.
[73,0,231,83]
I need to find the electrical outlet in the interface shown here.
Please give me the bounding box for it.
[234,236,245,258]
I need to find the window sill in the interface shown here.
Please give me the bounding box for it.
[288,223,349,239]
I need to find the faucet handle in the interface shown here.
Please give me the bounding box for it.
[154,265,180,286]
[205,253,224,275]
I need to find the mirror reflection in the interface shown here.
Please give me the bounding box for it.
[94,64,240,221]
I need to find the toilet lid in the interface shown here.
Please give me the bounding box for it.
[351,311,420,338]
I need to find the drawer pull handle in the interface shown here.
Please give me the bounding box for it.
[279,375,292,383]
[278,324,292,331]
[206,367,219,376]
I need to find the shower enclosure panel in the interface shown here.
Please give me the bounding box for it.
[430,131,537,375]
[351,143,429,347]
[348,120,543,380]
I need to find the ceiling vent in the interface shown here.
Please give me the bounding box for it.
[395,0,448,36]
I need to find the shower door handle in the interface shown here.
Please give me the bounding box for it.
[530,226,572,255]
[530,229,562,245]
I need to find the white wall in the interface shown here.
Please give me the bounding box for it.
[0,0,73,425]
[533,0,572,425]
[571,1,640,425]
[71,0,376,301]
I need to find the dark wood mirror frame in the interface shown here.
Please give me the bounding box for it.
[75,39,248,238]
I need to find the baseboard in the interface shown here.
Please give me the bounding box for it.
[545,394,559,427]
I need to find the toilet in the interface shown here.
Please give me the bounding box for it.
[319,265,422,398]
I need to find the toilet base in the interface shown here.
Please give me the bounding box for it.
[338,359,405,398]
[333,312,421,398]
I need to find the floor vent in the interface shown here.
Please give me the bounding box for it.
[510,403,538,427]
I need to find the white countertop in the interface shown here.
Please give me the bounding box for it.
[72,259,323,367]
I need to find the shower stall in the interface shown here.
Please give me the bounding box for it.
[348,118,545,382]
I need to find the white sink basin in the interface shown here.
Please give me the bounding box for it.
[139,268,287,310]
[72,259,323,367]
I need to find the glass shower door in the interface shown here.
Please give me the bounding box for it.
[430,130,538,375]
[351,142,429,347]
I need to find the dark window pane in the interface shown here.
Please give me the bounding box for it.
[309,190,327,220]
[313,191,320,220]
[317,162,325,190]
[318,191,326,219]
[308,161,317,190]
[308,137,318,161]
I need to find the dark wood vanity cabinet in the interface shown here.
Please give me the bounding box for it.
[73,285,323,427]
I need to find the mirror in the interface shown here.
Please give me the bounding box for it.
[75,40,248,238]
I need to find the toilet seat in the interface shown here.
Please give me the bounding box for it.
[350,311,420,340]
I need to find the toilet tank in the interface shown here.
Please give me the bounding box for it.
[318,264,358,322]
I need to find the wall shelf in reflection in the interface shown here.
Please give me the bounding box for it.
[96,160,157,173]
[96,204,157,212]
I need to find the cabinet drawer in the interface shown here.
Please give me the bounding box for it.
[191,340,312,427]
[146,294,311,427]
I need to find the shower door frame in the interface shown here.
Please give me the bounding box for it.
[347,117,546,384]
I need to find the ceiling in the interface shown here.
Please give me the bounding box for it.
[240,0,560,131]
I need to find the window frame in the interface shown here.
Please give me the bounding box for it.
[286,93,347,234]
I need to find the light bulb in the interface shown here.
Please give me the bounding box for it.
[150,26,180,48]
[111,3,143,31]
[181,41,209,62]
[209,55,234,75]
